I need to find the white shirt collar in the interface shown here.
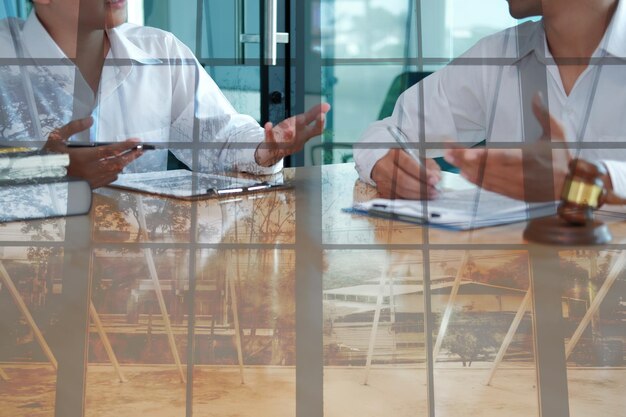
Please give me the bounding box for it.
[21,12,67,61]
[107,24,162,65]
[603,0,626,58]
[513,19,544,63]
[515,0,626,62]
[21,12,162,65]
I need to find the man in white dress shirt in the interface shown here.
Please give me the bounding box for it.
[354,0,625,203]
[0,0,329,188]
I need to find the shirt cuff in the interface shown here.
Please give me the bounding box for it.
[602,160,626,199]
[235,128,283,175]
[354,147,389,186]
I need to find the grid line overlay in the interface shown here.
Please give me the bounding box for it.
[1,2,626,417]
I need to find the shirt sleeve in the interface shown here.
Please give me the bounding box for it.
[353,36,501,185]
[603,160,626,199]
[166,35,281,175]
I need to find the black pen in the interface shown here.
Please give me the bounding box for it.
[67,142,157,150]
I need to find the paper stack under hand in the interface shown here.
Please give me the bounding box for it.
[347,172,557,230]
[0,146,92,223]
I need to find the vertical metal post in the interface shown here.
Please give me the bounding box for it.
[295,165,323,417]
[294,0,323,404]
[528,247,570,417]
[421,246,436,417]
[53,216,92,417]
[52,2,103,413]
[413,1,435,414]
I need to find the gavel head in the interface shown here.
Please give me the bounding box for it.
[557,159,608,226]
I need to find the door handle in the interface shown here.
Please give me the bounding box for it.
[235,0,245,63]
[239,0,289,66]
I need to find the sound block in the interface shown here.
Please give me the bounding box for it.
[524,216,612,245]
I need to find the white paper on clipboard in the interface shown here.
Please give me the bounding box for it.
[350,172,557,230]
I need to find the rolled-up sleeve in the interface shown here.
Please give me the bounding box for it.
[168,36,281,175]
[603,160,626,199]
[353,53,488,185]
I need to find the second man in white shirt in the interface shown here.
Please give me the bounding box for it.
[355,0,626,202]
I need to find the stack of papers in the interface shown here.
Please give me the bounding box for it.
[0,146,90,223]
[0,146,69,180]
[349,173,557,230]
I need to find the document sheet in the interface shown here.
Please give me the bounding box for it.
[350,172,557,230]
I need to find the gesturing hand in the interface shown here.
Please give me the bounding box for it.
[255,103,331,167]
[43,117,144,189]
[444,94,572,202]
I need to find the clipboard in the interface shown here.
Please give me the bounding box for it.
[345,190,557,231]
[109,169,290,200]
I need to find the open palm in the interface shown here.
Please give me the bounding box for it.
[255,103,330,167]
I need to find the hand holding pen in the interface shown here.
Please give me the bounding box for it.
[370,125,441,200]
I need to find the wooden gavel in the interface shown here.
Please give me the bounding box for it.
[524,158,616,245]
[558,159,608,226]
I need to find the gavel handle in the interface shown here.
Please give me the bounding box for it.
[605,190,626,205]
[599,170,626,205]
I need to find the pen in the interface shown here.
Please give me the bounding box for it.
[386,125,423,167]
[211,183,273,195]
[67,142,157,150]
[387,125,440,191]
